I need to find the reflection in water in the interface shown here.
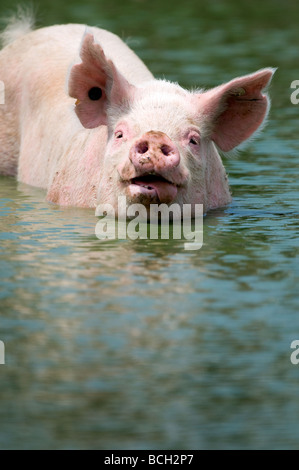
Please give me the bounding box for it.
[1,168,298,449]
[0,0,299,450]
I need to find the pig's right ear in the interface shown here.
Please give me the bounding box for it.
[195,68,275,151]
[68,33,135,129]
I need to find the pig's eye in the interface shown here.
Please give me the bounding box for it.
[189,137,199,146]
[187,131,200,147]
[115,131,123,139]
[88,87,102,100]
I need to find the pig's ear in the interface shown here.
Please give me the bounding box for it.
[197,68,275,151]
[68,33,135,129]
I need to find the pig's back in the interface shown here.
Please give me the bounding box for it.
[1,24,153,85]
[0,24,153,176]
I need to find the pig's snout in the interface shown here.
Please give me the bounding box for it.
[129,131,180,172]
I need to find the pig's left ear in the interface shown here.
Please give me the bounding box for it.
[196,68,275,151]
[68,33,135,129]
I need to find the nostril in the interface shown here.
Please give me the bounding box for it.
[160,144,173,156]
[136,141,149,154]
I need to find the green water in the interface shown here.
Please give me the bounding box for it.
[0,0,299,450]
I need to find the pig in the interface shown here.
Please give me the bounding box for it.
[0,12,275,217]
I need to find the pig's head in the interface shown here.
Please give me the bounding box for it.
[69,34,274,216]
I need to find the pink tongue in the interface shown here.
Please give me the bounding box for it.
[137,180,178,203]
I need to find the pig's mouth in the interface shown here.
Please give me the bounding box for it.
[127,174,178,204]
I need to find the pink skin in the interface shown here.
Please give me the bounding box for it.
[106,121,194,211]
[124,131,181,204]
[68,34,275,215]
[0,21,275,216]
